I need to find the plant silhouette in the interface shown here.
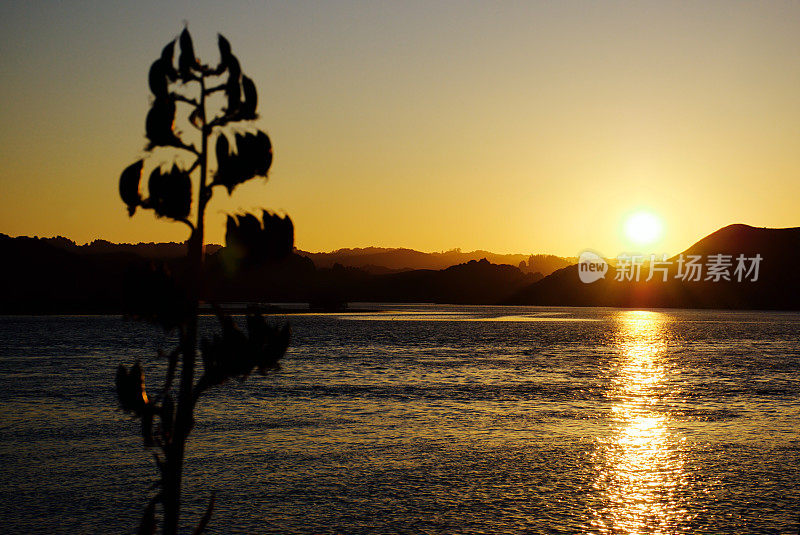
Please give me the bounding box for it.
[116,28,292,534]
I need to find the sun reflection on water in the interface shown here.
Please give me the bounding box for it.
[588,310,688,534]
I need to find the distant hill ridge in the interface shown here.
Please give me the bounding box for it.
[0,234,574,276]
[3,224,796,310]
[297,247,575,276]
[0,235,223,259]
[0,234,542,312]
[507,224,800,310]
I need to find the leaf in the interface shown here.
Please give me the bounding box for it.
[119,160,144,216]
[147,165,191,220]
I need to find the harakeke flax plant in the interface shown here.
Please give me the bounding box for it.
[115,28,292,534]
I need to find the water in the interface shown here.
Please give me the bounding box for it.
[0,306,798,534]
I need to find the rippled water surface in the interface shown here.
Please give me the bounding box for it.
[0,306,798,533]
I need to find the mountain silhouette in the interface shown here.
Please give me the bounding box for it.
[2,225,797,312]
[298,247,574,276]
[506,224,800,310]
[0,234,536,312]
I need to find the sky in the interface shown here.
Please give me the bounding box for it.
[1,1,798,256]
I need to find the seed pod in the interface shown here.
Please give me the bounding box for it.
[254,130,273,176]
[148,59,169,99]
[214,134,231,186]
[147,165,191,220]
[145,97,179,148]
[160,40,178,81]
[178,28,196,80]
[115,362,149,416]
[259,323,290,372]
[218,34,232,61]
[217,34,241,79]
[238,213,263,248]
[223,210,294,267]
[224,214,248,258]
[119,160,144,216]
[222,133,251,192]
[227,54,241,82]
[225,77,241,116]
[261,211,294,260]
[244,310,289,373]
[216,133,230,167]
[130,361,149,411]
[244,132,262,176]
[240,75,257,119]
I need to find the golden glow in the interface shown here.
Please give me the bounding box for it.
[623,212,664,248]
[1,4,799,253]
[588,311,687,533]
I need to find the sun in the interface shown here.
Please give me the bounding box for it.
[623,211,664,246]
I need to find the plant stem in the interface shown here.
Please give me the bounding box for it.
[163,75,209,535]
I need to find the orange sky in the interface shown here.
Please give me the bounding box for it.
[1,2,798,257]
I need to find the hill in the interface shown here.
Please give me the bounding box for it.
[506,224,800,310]
[298,247,574,276]
[0,234,538,312]
[3,225,796,312]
